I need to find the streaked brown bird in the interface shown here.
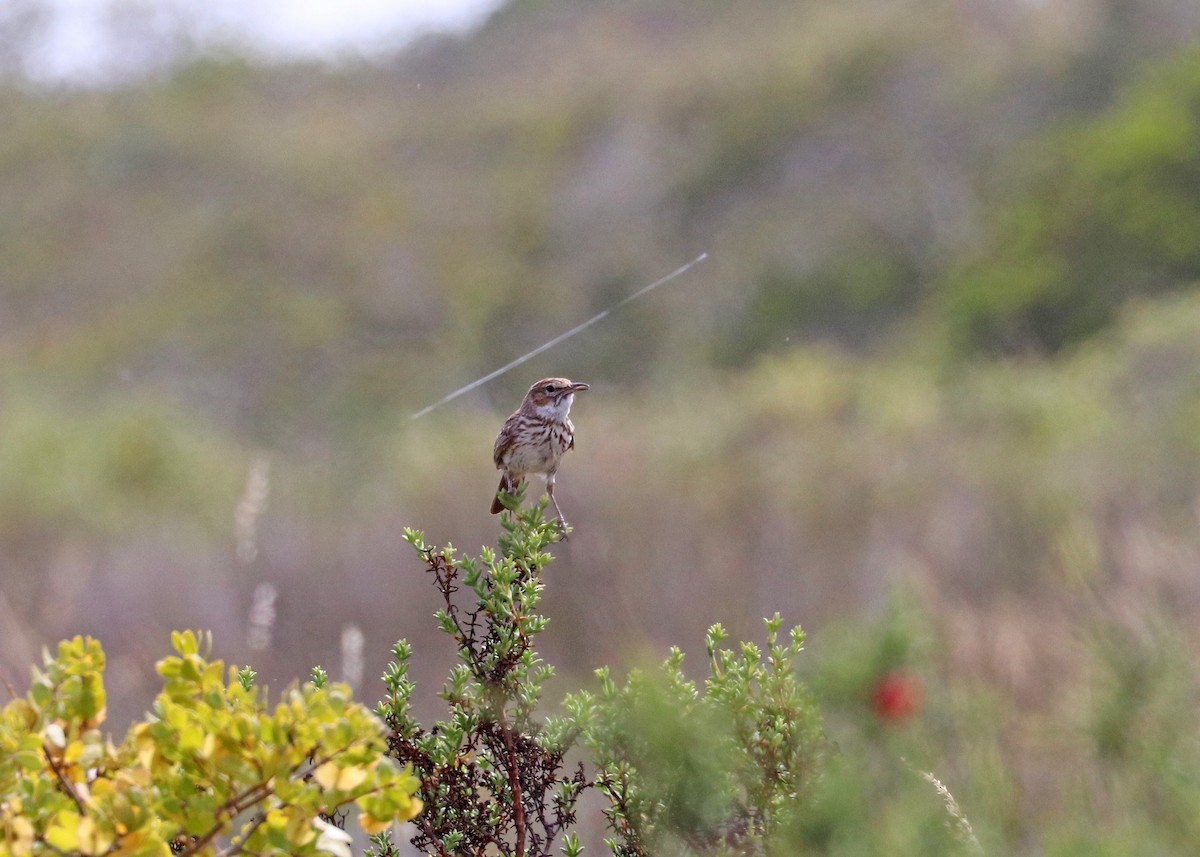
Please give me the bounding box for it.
[491,377,590,530]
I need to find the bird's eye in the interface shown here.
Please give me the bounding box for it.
[544,384,557,393]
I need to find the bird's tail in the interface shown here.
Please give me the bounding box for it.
[491,474,521,514]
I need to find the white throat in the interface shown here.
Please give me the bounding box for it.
[535,393,574,421]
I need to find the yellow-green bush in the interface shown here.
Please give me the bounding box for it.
[0,633,421,857]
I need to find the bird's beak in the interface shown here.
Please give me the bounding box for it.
[569,382,590,393]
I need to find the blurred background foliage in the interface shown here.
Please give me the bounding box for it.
[3,0,1200,852]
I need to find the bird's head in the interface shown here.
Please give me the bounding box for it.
[524,378,589,419]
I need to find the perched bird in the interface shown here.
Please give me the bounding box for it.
[491,377,590,530]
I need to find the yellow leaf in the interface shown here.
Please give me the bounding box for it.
[76,817,95,844]
[263,808,288,834]
[7,816,34,857]
[45,812,80,852]
[200,733,218,759]
[133,724,156,769]
[314,762,371,792]
[77,816,115,856]
[108,829,149,857]
[336,765,369,791]
[284,812,316,847]
[171,630,195,656]
[117,765,152,789]
[313,762,339,790]
[358,813,392,835]
[178,722,203,754]
[5,699,37,731]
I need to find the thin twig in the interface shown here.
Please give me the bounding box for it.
[0,668,17,702]
[176,807,237,857]
[43,745,87,813]
[217,812,269,857]
[175,754,312,857]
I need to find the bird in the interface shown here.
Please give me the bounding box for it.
[491,377,590,531]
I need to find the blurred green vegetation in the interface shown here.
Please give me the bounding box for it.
[2,0,1200,853]
[938,44,1200,355]
[3,0,1199,432]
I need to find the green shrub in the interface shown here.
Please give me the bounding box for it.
[3,507,990,857]
[938,47,1200,354]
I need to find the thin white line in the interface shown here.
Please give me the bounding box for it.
[410,252,708,419]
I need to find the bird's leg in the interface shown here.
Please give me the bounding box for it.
[546,480,569,539]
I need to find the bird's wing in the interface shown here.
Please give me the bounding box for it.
[493,413,520,467]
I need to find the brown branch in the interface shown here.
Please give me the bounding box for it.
[175,810,234,857]
[216,811,269,857]
[497,706,527,857]
[0,668,17,701]
[42,745,87,814]
[175,776,276,857]
[185,743,389,857]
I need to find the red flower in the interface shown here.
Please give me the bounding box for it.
[871,670,922,722]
